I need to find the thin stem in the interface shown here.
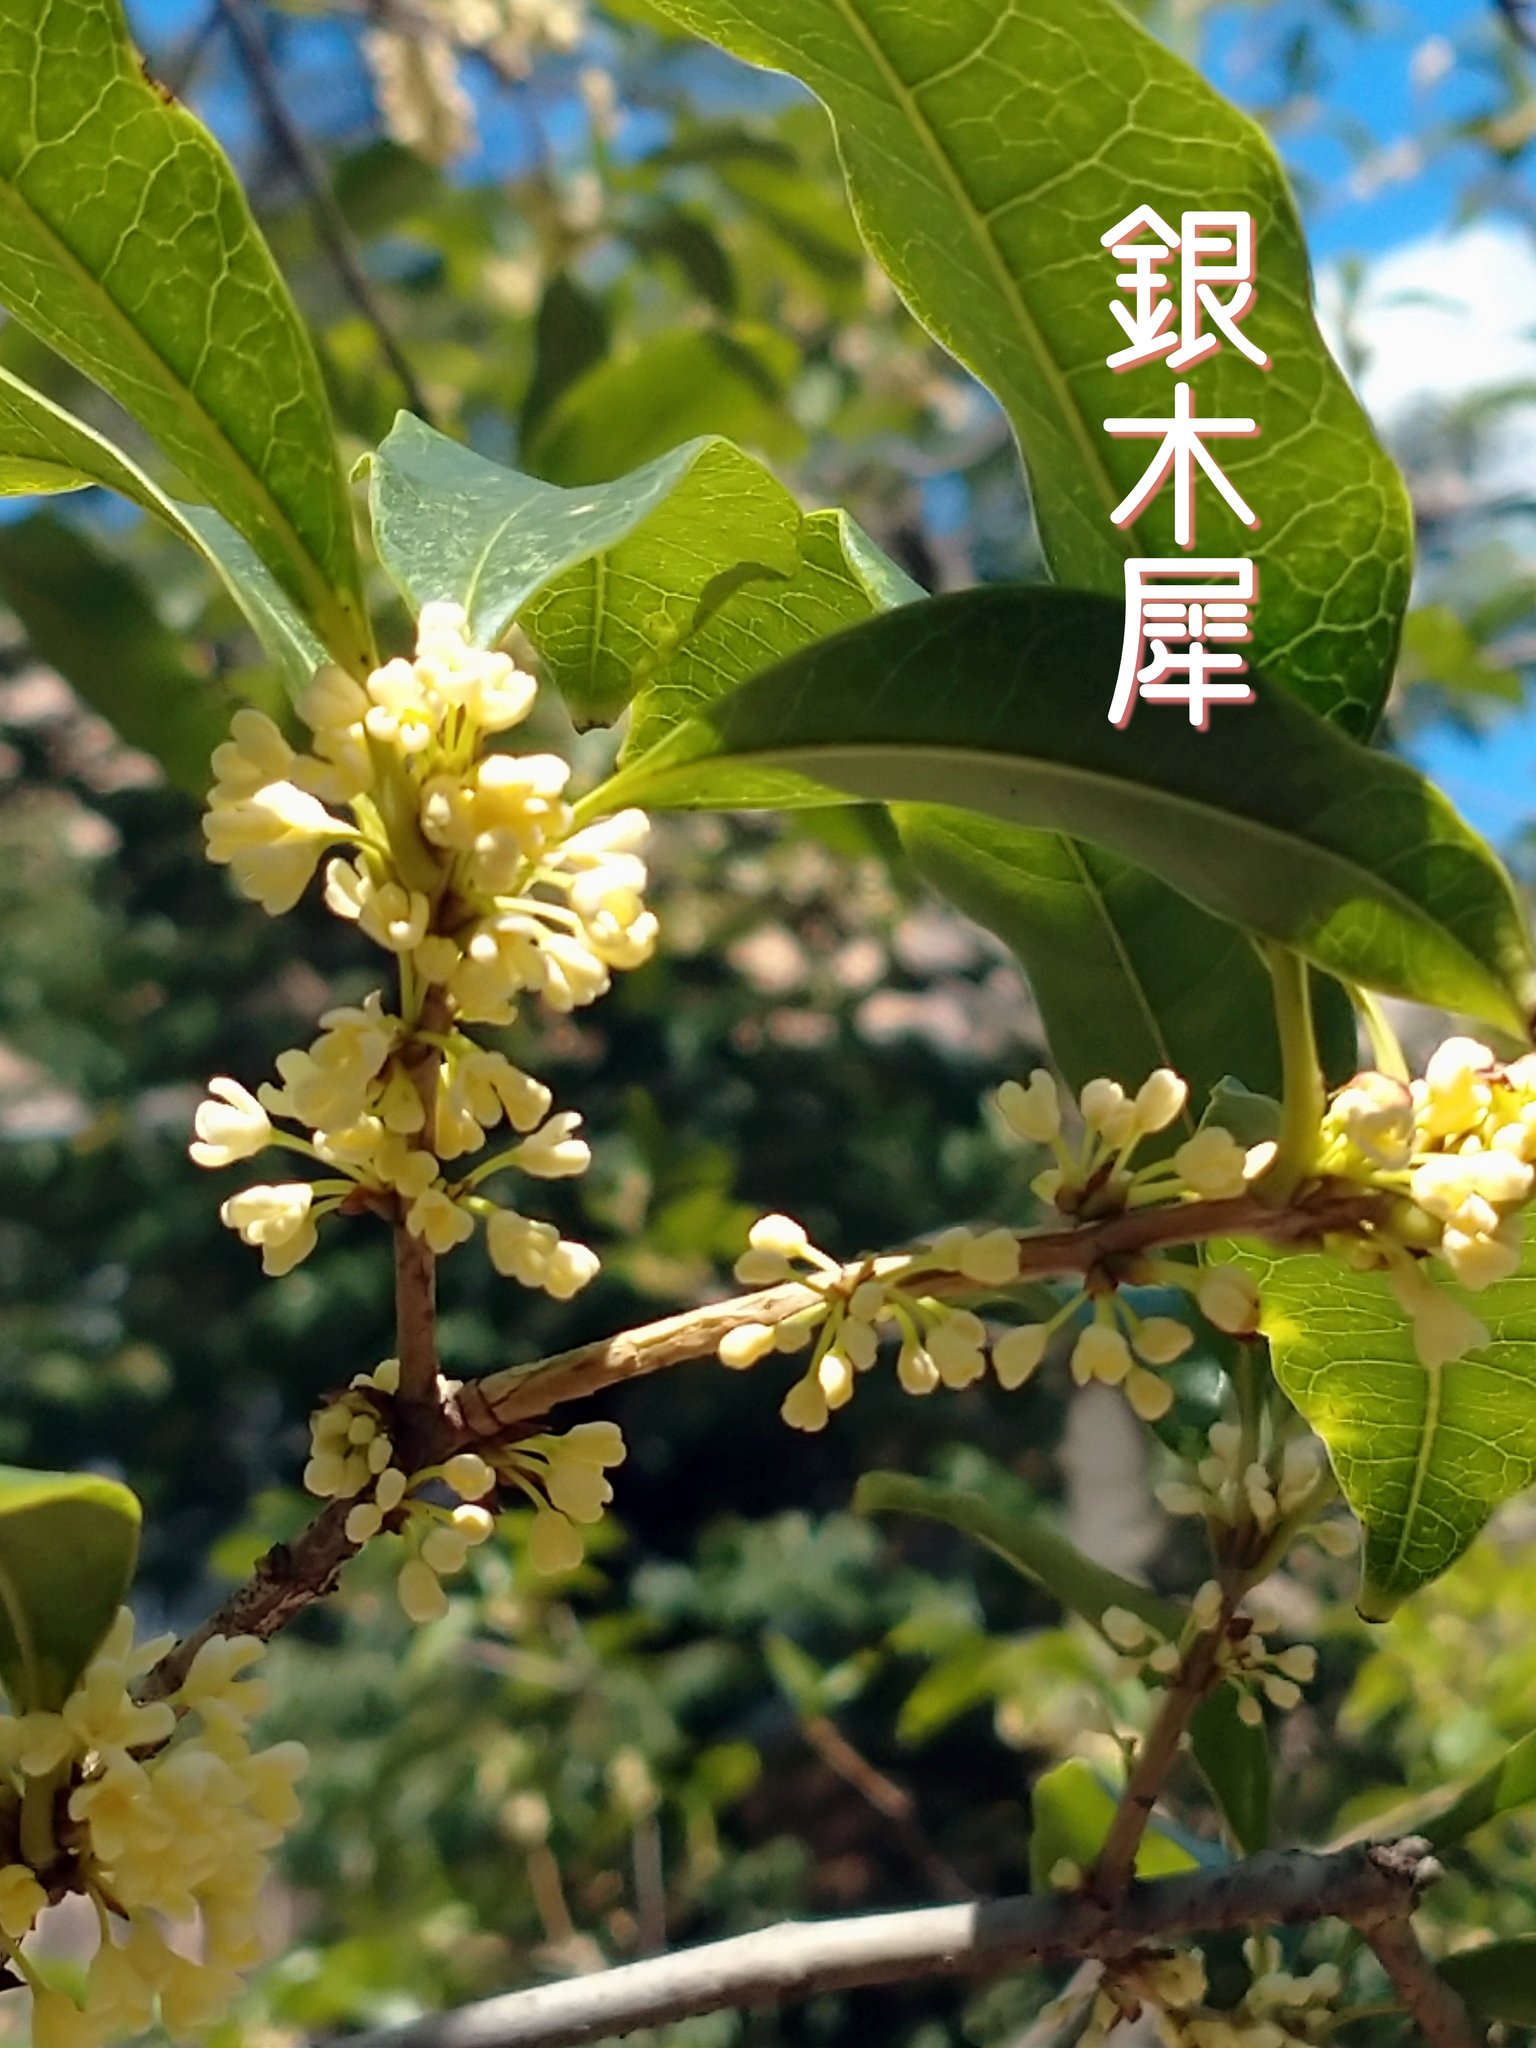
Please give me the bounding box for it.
[217,0,438,429]
[18,1769,60,1873]
[1354,986,1410,1082]
[1087,1606,1230,1902]
[1261,943,1325,1204]
[143,1181,1391,1696]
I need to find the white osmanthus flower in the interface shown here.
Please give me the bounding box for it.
[195,606,646,1298]
[0,1612,305,2047]
[302,1365,627,1615]
[363,0,585,165]
[1317,1039,1536,1365]
[1155,1417,1356,1558]
[719,1212,1035,1430]
[1083,1934,1341,2048]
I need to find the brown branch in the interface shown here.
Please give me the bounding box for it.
[1089,1632,1226,1904]
[217,0,439,426]
[800,1714,973,1902]
[141,1501,359,1701]
[1361,1912,1486,2048]
[335,1839,1448,2048]
[394,1223,441,1412]
[461,1184,1386,1435]
[143,1181,1388,1697]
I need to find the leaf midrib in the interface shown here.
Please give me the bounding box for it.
[1384,1354,1443,1593]
[825,0,1129,543]
[631,737,1488,993]
[0,177,342,637]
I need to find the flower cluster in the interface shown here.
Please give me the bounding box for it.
[0,1615,305,2048]
[1082,1939,1341,2048]
[716,1199,1260,1433]
[304,1363,626,1613]
[364,0,584,165]
[1155,1422,1355,1559]
[1101,1583,1316,1730]
[717,1212,1024,1432]
[997,1066,1268,1216]
[1319,1038,1536,1366]
[195,604,651,1293]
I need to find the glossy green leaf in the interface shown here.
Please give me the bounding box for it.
[624,506,922,755]
[643,0,1413,731]
[595,588,1536,1033]
[1188,1683,1270,1857]
[0,512,235,795]
[1028,1758,1199,1893]
[855,1470,1182,1638]
[892,810,1356,1138]
[0,365,330,701]
[0,1465,140,1711]
[1246,1229,1536,1614]
[0,0,369,671]
[370,415,805,725]
[1437,1940,1536,2024]
[1422,1729,1536,1850]
[526,323,803,486]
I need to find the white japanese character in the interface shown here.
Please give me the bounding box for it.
[1100,205,1182,371]
[1168,211,1269,372]
[1100,207,1270,373]
[1103,383,1259,548]
[1110,559,1257,729]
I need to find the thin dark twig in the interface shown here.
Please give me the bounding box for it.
[217,0,438,425]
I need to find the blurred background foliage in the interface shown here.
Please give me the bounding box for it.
[2,0,1536,2039]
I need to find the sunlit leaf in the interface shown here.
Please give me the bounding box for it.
[370,415,805,725]
[0,1466,140,1712]
[643,0,1413,730]
[0,0,369,669]
[0,364,329,701]
[1246,1225,1536,1614]
[595,588,1536,1033]
[1028,1758,1201,1892]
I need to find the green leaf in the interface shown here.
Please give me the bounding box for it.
[624,505,921,755]
[0,364,330,701]
[1188,1683,1270,1857]
[893,810,1357,1138]
[855,1470,1182,1638]
[0,1465,140,1711]
[525,322,803,486]
[626,208,739,313]
[0,0,369,671]
[520,271,610,446]
[1247,1229,1536,1614]
[1028,1758,1199,1892]
[1436,1940,1536,2023]
[1421,1729,1536,1850]
[594,587,1536,1034]
[642,0,1412,730]
[369,415,805,725]
[0,512,236,796]
[1396,605,1522,705]
[859,1469,1266,1854]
